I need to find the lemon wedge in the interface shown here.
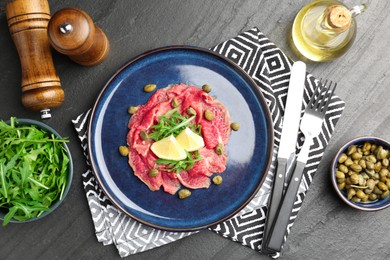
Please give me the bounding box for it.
[151,135,187,160]
[175,127,205,152]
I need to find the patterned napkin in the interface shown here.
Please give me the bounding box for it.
[72,27,345,258]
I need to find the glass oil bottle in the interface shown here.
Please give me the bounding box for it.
[292,0,367,62]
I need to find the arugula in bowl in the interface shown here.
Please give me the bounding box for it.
[0,117,72,226]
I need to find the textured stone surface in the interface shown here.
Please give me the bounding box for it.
[1,0,390,259]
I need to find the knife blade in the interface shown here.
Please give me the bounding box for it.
[262,61,306,253]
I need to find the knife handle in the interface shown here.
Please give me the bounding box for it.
[265,160,306,252]
[262,158,287,252]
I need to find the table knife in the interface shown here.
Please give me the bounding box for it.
[262,61,306,252]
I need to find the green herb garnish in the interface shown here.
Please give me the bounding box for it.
[148,107,203,173]
[0,117,69,226]
[149,107,201,141]
[156,150,202,174]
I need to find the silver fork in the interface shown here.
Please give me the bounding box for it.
[263,80,337,253]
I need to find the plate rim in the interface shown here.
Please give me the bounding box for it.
[88,45,274,231]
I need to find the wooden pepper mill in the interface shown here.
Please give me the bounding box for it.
[6,0,64,119]
[48,8,110,66]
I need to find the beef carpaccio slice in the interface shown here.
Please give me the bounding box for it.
[127,83,231,194]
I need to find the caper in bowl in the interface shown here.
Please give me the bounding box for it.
[331,137,390,211]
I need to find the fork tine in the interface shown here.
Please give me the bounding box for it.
[318,80,331,110]
[308,80,322,108]
[313,79,328,109]
[321,82,337,113]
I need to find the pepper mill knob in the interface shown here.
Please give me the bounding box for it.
[48,8,110,66]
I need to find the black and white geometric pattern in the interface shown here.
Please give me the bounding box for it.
[73,111,195,257]
[72,27,344,258]
[209,28,344,257]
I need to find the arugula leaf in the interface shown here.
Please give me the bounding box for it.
[0,160,7,199]
[0,117,69,226]
[156,150,202,174]
[149,107,199,141]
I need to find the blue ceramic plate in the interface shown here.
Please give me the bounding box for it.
[89,46,273,231]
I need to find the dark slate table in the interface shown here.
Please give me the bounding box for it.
[1,1,389,259]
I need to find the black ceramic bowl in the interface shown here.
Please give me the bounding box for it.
[331,136,390,211]
[0,119,73,224]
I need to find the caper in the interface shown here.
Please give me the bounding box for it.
[337,178,345,184]
[377,181,388,191]
[187,107,196,116]
[128,105,139,115]
[386,179,390,189]
[202,84,212,93]
[118,146,129,156]
[364,188,373,195]
[366,169,375,177]
[338,182,346,190]
[366,179,376,190]
[352,152,363,160]
[230,122,240,131]
[336,171,345,179]
[172,98,180,108]
[347,145,357,155]
[339,164,349,174]
[144,84,157,92]
[374,162,382,172]
[369,193,378,201]
[215,143,224,155]
[366,161,374,170]
[366,155,377,163]
[178,189,191,199]
[347,188,356,199]
[350,164,362,173]
[140,131,149,141]
[362,142,372,153]
[373,186,383,195]
[358,175,365,186]
[370,144,377,153]
[351,196,361,203]
[379,169,389,179]
[361,195,369,202]
[350,173,359,184]
[358,159,366,169]
[382,158,389,167]
[361,172,369,180]
[383,149,389,158]
[148,168,159,177]
[338,153,348,163]
[344,158,354,167]
[212,175,223,185]
[374,173,380,180]
[204,110,214,121]
[381,190,390,199]
[376,146,388,159]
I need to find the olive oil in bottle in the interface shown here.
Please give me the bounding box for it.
[292,0,366,62]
